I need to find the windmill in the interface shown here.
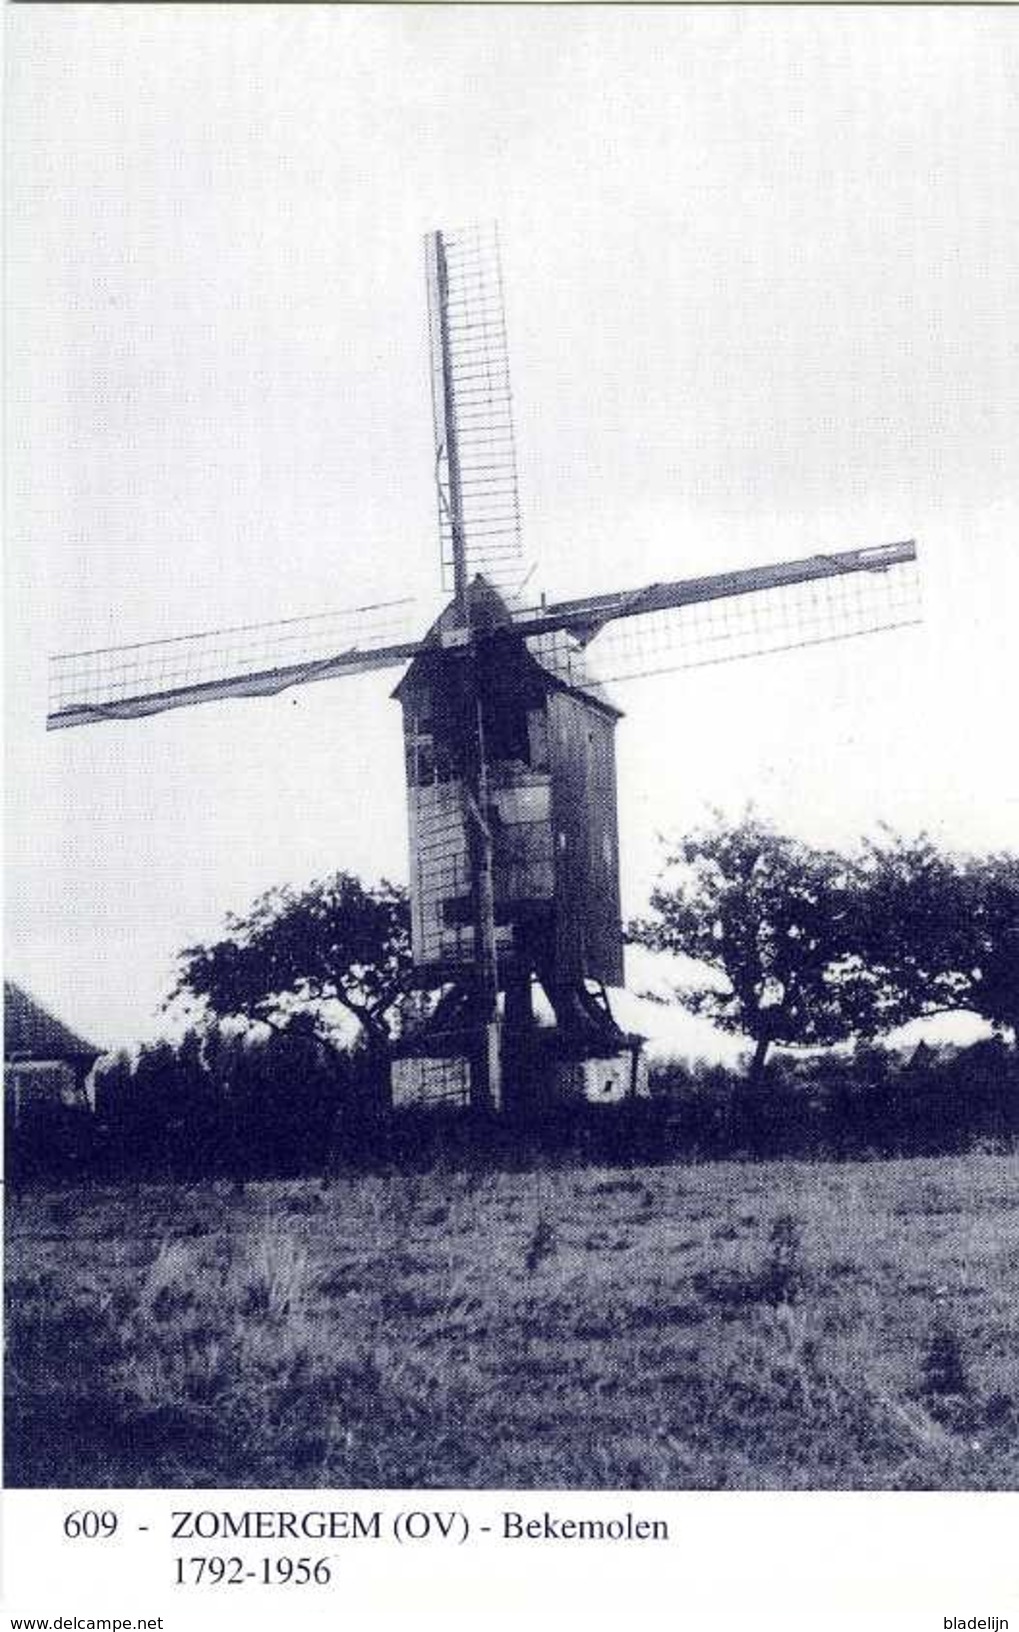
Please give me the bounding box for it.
[48,223,920,1117]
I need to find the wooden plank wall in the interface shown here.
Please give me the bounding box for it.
[549,692,624,988]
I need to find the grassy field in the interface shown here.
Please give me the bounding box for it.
[5,1149,1019,1489]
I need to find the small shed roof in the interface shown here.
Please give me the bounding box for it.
[4,981,102,1064]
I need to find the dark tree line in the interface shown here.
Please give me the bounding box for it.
[91,1021,369,1181]
[13,832,1015,1183]
[100,831,1019,1172]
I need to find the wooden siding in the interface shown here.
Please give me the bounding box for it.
[398,616,623,988]
[405,768,556,971]
[548,691,624,987]
[406,777,471,967]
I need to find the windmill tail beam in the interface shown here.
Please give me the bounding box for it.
[512,540,918,641]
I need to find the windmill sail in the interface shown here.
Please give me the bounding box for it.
[425,223,525,601]
[49,541,920,729]
[47,597,425,729]
[514,541,920,689]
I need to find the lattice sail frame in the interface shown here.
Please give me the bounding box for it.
[48,543,920,729]
[48,598,425,728]
[425,223,525,600]
[528,545,922,690]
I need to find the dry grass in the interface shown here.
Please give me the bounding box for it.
[5,1150,1019,1488]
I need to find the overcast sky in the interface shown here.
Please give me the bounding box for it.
[5,5,1018,1049]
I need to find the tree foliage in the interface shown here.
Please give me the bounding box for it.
[92,1023,346,1179]
[856,836,1019,1044]
[630,811,871,1081]
[633,816,1019,1076]
[968,853,1019,1042]
[172,872,412,1057]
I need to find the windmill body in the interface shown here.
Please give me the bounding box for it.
[391,577,642,1112]
[47,223,922,1121]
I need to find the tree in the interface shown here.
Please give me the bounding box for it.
[967,853,1019,1045]
[856,836,1019,1047]
[630,811,874,1086]
[172,872,413,1063]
